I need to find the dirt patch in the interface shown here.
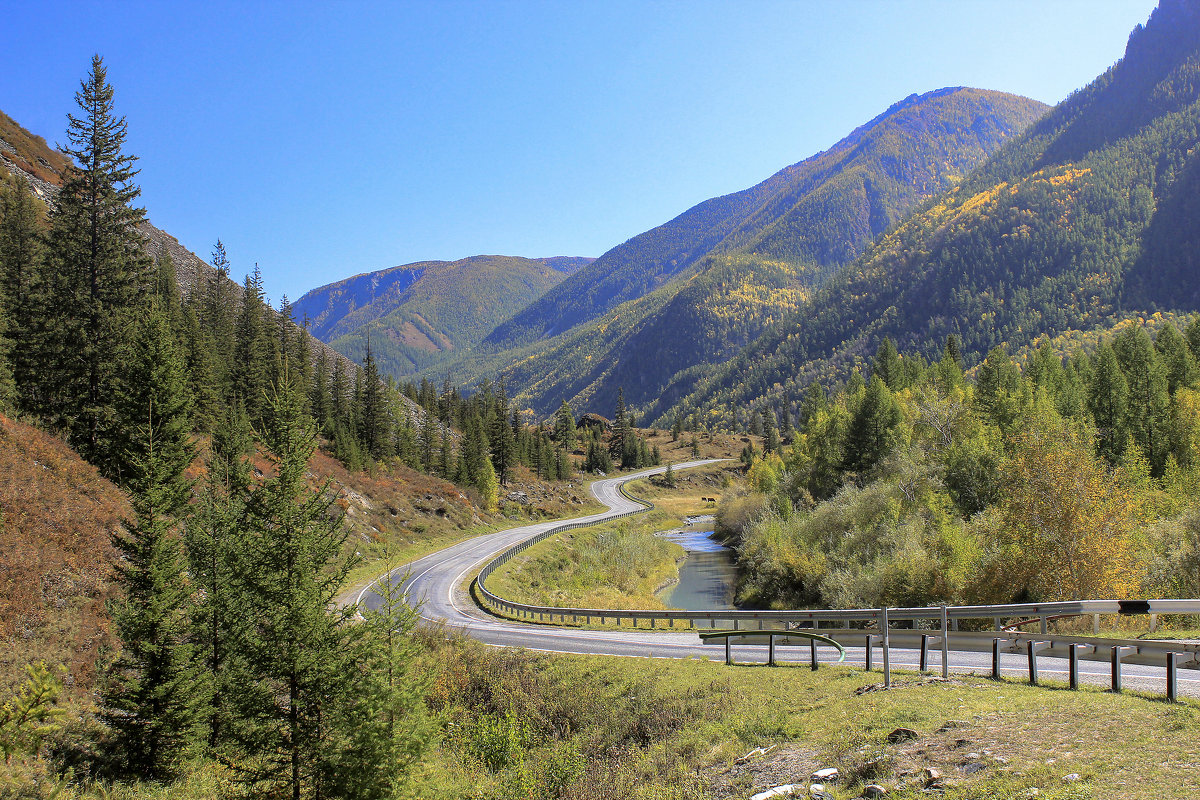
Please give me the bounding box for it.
[705,744,824,799]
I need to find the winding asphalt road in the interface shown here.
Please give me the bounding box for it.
[358,462,1200,698]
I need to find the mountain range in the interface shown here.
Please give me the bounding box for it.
[643,0,1200,425]
[293,255,591,378]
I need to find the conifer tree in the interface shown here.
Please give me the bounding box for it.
[555,400,576,451]
[185,400,252,750]
[1155,322,1197,395]
[233,265,272,426]
[201,240,237,398]
[227,372,358,799]
[359,339,390,459]
[872,337,904,390]
[44,55,149,473]
[1089,342,1129,464]
[335,550,433,797]
[1114,326,1170,474]
[843,375,902,474]
[0,177,45,412]
[102,300,201,778]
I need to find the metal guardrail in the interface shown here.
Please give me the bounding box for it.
[473,466,1200,700]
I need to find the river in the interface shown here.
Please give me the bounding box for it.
[655,515,738,610]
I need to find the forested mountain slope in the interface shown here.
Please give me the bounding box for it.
[441,88,1045,417]
[487,88,1046,353]
[294,255,590,378]
[650,0,1200,426]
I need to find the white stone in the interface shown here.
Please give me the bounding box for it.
[811,767,839,781]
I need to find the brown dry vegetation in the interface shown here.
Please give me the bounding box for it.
[0,414,129,692]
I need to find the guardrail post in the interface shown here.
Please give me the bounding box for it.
[994,616,1002,631]
[1093,613,1101,635]
[1027,641,1039,686]
[919,634,930,672]
[941,605,950,679]
[1069,644,1080,690]
[1112,646,1125,693]
[768,634,776,667]
[992,638,1001,680]
[1150,613,1158,633]
[1168,652,1178,703]
[881,607,891,688]
[1040,616,1048,635]
[810,637,818,671]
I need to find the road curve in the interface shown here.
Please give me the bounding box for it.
[358,462,1199,697]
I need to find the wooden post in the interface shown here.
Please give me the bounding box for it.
[865,635,874,671]
[1027,641,1039,686]
[725,637,732,666]
[992,638,1001,681]
[768,634,776,667]
[1069,644,1079,690]
[919,634,930,672]
[810,637,818,671]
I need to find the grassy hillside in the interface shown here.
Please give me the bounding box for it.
[294,255,591,378]
[654,0,1200,425]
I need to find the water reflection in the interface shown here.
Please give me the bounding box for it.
[656,516,738,610]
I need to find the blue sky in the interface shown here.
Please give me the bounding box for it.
[1,0,1160,303]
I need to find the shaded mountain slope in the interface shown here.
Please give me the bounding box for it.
[294,255,590,378]
[486,88,1047,354]
[439,88,1045,417]
[649,0,1200,425]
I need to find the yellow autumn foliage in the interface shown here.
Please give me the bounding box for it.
[997,419,1144,600]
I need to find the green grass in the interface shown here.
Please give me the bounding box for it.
[486,509,685,611]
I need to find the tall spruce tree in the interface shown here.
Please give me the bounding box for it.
[233,265,272,427]
[102,300,201,778]
[1088,342,1130,464]
[185,400,252,750]
[227,372,359,799]
[0,177,45,412]
[44,55,149,474]
[842,375,902,474]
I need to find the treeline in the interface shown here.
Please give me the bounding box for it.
[722,319,1200,611]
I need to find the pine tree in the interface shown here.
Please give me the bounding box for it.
[762,409,780,454]
[185,400,252,750]
[843,375,902,474]
[1155,322,1197,395]
[44,55,149,473]
[335,549,433,797]
[233,265,272,426]
[555,400,576,451]
[1089,342,1129,464]
[227,373,359,799]
[1114,326,1170,474]
[872,337,904,390]
[201,240,237,400]
[0,177,45,412]
[102,300,201,778]
[359,339,390,460]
